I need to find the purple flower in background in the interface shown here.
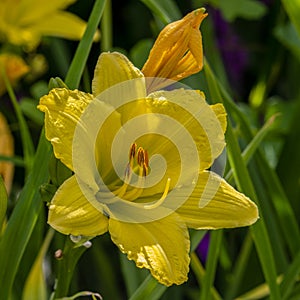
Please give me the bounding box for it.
[260,0,272,5]
[211,10,249,95]
[197,233,210,263]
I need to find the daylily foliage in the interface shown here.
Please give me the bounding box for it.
[38,10,258,286]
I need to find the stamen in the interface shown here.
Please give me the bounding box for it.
[129,143,137,160]
[99,143,151,202]
[122,175,145,201]
[142,163,148,177]
[124,163,131,181]
[137,147,144,166]
[144,150,149,168]
[145,178,171,209]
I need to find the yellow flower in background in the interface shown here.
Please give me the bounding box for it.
[142,8,207,90]
[0,0,97,50]
[38,51,258,286]
[0,53,29,96]
[0,112,14,195]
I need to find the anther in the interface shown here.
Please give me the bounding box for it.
[129,143,137,160]
[137,147,144,166]
[142,163,148,177]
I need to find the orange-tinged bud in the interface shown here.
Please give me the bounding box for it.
[142,8,207,90]
[0,113,14,194]
[0,53,29,95]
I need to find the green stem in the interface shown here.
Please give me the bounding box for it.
[65,0,107,89]
[0,67,35,175]
[199,230,223,300]
[129,274,166,300]
[0,176,7,230]
[52,238,88,298]
[224,233,253,300]
[190,253,221,300]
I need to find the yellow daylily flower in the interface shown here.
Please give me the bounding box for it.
[0,53,29,96]
[0,0,98,50]
[38,51,258,286]
[142,8,207,90]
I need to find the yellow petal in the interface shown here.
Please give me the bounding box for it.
[109,213,190,286]
[175,171,259,229]
[145,89,225,170]
[211,103,227,133]
[119,89,226,199]
[0,0,91,48]
[0,112,14,194]
[38,88,93,170]
[92,52,145,97]
[17,0,77,24]
[25,12,89,41]
[48,175,108,236]
[82,99,123,186]
[142,8,207,90]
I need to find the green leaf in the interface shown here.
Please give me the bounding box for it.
[30,81,49,100]
[205,59,300,258]
[19,98,44,126]
[225,114,278,182]
[129,39,154,69]
[216,0,267,21]
[281,0,300,38]
[280,249,300,299]
[274,22,300,63]
[129,275,166,300]
[0,133,51,299]
[0,68,35,174]
[140,0,182,24]
[190,252,222,300]
[0,176,7,230]
[120,253,148,297]
[51,237,89,298]
[204,60,282,300]
[22,229,54,300]
[199,231,223,300]
[65,0,107,89]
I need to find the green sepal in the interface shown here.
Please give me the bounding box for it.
[48,153,72,187]
[39,183,57,203]
[48,77,69,90]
